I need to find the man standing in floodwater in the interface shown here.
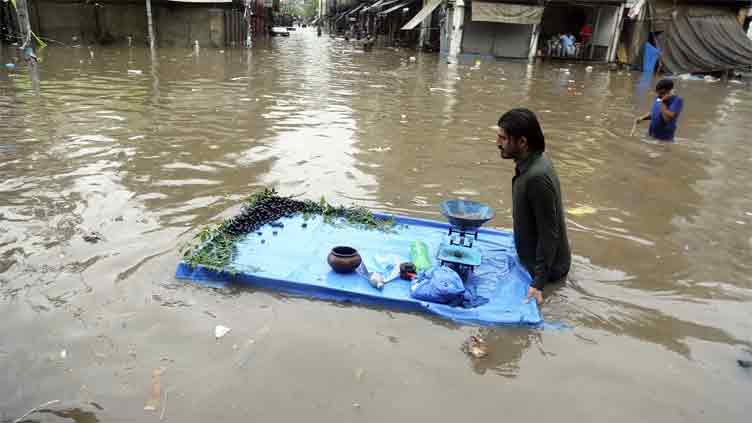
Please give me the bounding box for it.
[496,109,571,305]
[635,79,684,141]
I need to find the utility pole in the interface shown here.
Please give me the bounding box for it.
[13,0,38,88]
[447,0,465,63]
[146,0,155,51]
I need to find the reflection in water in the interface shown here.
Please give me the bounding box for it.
[2,29,752,421]
[469,328,542,378]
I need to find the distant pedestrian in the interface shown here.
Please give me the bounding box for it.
[495,108,571,305]
[635,79,684,141]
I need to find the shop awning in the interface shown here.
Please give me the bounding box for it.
[378,0,416,16]
[628,0,646,20]
[363,0,385,12]
[471,2,544,25]
[364,0,401,13]
[347,3,366,16]
[401,0,442,30]
[658,7,752,74]
[334,12,348,23]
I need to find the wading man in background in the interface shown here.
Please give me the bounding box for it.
[635,79,684,141]
[496,108,571,305]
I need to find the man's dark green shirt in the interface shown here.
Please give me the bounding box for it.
[512,152,571,289]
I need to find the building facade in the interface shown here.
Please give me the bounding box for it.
[5,0,273,48]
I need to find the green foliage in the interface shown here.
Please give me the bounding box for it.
[180,224,239,273]
[182,189,395,270]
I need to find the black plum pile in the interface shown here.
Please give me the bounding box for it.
[224,195,306,236]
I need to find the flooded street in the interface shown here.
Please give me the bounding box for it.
[2,29,752,422]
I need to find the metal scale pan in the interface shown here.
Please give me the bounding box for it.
[437,200,495,281]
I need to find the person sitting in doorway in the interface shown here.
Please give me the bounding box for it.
[560,33,576,57]
[579,24,592,46]
[635,79,684,142]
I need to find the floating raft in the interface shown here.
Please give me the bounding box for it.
[175,213,541,326]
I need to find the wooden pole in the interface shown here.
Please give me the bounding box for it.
[13,0,38,89]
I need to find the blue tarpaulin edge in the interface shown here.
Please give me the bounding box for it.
[175,213,542,327]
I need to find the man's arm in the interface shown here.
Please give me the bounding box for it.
[528,175,563,291]
[659,96,682,122]
[635,113,650,123]
[659,100,677,122]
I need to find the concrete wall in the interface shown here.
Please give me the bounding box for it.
[30,0,235,47]
[32,0,99,44]
[155,5,225,48]
[462,20,533,58]
[593,5,618,45]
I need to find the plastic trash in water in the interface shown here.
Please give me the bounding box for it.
[462,335,488,358]
[4,63,15,71]
[128,69,143,75]
[567,205,597,216]
[144,368,162,411]
[214,325,231,339]
[585,66,594,72]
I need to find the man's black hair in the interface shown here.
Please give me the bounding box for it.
[656,79,674,92]
[498,108,546,153]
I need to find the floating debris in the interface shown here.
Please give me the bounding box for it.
[13,399,61,423]
[144,368,162,411]
[462,335,489,359]
[568,205,597,216]
[160,388,170,421]
[738,359,752,369]
[215,325,231,339]
[82,231,104,243]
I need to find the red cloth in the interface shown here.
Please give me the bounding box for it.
[580,25,592,43]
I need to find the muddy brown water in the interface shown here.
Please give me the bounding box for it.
[1,31,751,422]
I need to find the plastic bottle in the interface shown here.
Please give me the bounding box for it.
[410,241,431,272]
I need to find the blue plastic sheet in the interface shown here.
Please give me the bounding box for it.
[643,42,661,74]
[175,213,542,326]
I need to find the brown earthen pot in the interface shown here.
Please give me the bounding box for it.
[327,246,362,274]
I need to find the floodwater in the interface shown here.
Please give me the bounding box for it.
[1,30,751,422]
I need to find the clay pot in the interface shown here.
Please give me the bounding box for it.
[327,246,362,274]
